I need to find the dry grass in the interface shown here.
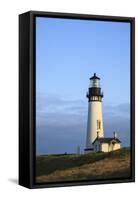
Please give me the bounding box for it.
[36,147,130,183]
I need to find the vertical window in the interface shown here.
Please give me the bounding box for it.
[97,120,101,129]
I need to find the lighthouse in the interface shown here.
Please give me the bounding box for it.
[84,73,104,153]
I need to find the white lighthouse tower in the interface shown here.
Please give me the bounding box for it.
[84,73,104,153]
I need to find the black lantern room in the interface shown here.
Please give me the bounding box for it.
[86,73,103,102]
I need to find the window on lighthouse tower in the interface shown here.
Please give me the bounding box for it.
[97,120,101,130]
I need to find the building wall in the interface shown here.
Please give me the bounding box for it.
[86,101,104,148]
[101,143,109,152]
[101,143,121,152]
[109,143,121,151]
[93,142,121,152]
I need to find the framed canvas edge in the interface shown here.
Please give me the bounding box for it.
[19,10,135,189]
[19,12,32,188]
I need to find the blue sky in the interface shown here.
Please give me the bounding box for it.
[36,17,130,155]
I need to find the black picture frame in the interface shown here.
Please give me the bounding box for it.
[19,10,135,189]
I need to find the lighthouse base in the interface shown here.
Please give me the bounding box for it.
[84,147,94,154]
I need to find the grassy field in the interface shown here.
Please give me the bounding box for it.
[36,147,131,183]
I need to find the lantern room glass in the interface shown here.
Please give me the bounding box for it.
[89,79,100,88]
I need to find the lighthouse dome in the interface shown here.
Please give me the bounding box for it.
[89,73,100,88]
[90,73,100,80]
